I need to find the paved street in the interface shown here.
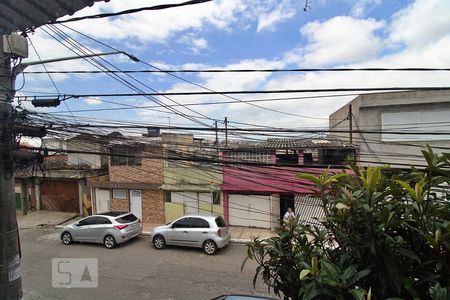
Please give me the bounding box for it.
[19,226,275,300]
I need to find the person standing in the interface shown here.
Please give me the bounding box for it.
[283,207,295,225]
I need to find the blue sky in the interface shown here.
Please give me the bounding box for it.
[19,0,450,133]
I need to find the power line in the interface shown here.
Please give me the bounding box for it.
[49,0,213,24]
[23,87,450,98]
[56,23,330,121]
[22,67,450,74]
[41,25,212,127]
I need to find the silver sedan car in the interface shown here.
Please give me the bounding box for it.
[150,214,230,255]
[61,212,142,249]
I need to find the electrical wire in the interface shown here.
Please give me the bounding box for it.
[50,0,213,24]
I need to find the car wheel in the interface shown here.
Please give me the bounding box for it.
[203,240,217,255]
[104,235,116,249]
[153,235,166,249]
[62,232,72,245]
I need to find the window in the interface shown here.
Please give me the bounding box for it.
[276,150,299,165]
[112,189,127,199]
[215,216,227,227]
[78,217,97,226]
[116,214,138,224]
[190,217,210,228]
[382,109,450,141]
[212,191,220,205]
[164,191,172,202]
[172,217,190,228]
[111,147,141,166]
[95,217,112,225]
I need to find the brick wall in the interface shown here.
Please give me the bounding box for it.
[142,189,165,223]
[109,147,163,184]
[110,198,129,212]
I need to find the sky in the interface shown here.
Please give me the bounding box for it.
[18,0,450,135]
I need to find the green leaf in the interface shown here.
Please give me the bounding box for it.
[349,288,366,300]
[300,269,310,280]
[320,260,339,278]
[296,173,321,185]
[336,202,350,210]
[399,248,421,263]
[395,180,417,200]
[241,255,250,271]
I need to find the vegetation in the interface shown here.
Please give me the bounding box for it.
[243,147,450,299]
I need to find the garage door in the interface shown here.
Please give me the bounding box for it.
[40,180,79,213]
[228,194,271,228]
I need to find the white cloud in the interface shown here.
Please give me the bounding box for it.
[256,0,296,32]
[24,31,103,83]
[178,34,209,54]
[350,0,381,17]
[389,0,450,49]
[84,97,102,105]
[66,0,247,43]
[299,16,385,66]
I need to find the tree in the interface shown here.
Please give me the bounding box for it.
[243,147,450,300]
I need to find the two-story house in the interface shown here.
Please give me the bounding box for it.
[88,132,165,224]
[329,90,450,167]
[162,133,223,223]
[221,138,356,229]
[15,134,107,215]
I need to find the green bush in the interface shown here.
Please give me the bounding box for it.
[243,147,450,299]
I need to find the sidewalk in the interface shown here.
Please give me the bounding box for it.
[17,210,79,229]
[141,223,277,244]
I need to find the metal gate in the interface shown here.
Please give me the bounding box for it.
[294,194,324,227]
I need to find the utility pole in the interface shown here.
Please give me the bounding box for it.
[0,42,125,300]
[0,37,23,300]
[214,121,219,158]
[348,104,353,144]
[224,117,228,147]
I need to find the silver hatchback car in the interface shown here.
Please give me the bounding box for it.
[61,212,142,249]
[150,214,230,255]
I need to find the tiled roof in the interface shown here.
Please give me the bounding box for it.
[0,0,107,34]
[227,138,356,150]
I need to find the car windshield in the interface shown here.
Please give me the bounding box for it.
[215,216,227,227]
[115,214,138,224]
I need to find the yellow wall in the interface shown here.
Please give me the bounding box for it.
[165,200,224,223]
[199,203,223,215]
[165,202,184,223]
[163,166,222,192]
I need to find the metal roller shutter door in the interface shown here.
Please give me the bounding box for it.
[228,194,271,229]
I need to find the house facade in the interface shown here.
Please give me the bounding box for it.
[15,135,107,215]
[88,133,165,224]
[329,90,450,167]
[162,133,223,222]
[221,138,355,229]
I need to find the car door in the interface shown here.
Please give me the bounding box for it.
[166,217,191,246]
[88,216,111,243]
[189,217,211,247]
[74,217,97,242]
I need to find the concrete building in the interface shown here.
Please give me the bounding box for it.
[15,135,107,215]
[162,133,223,223]
[221,138,355,229]
[329,90,450,167]
[88,133,165,224]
